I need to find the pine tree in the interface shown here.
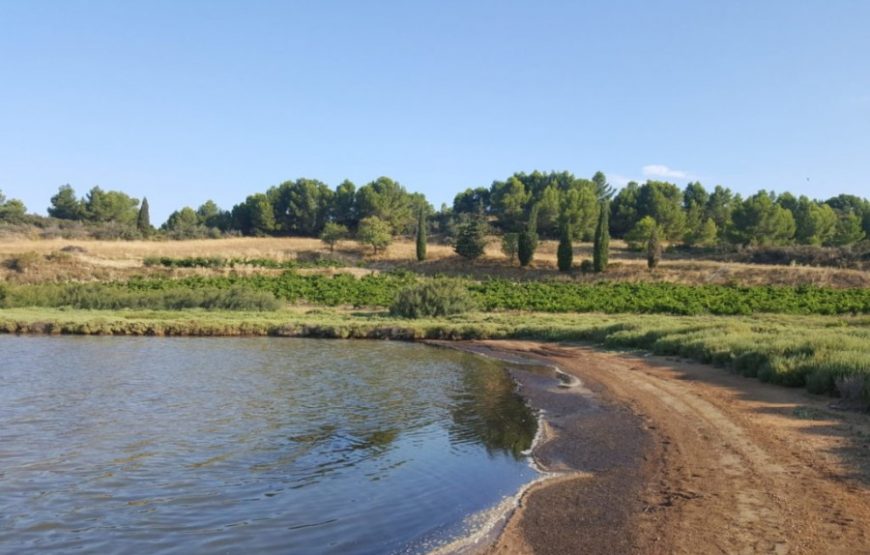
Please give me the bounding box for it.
[557,223,573,272]
[137,197,151,235]
[593,200,610,272]
[454,213,488,259]
[416,209,427,261]
[647,224,661,270]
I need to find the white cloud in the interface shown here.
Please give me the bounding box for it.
[642,164,693,180]
[608,174,634,187]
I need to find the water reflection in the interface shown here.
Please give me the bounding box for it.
[0,336,537,555]
[447,354,538,458]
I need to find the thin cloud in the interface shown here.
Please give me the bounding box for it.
[608,174,635,187]
[642,164,694,180]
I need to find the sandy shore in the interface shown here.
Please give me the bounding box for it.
[438,340,870,555]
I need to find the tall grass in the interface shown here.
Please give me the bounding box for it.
[0,283,279,311]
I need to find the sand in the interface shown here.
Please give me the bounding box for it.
[437,341,870,554]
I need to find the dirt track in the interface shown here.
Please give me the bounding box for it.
[445,341,870,555]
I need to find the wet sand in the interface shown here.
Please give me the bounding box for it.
[435,340,870,555]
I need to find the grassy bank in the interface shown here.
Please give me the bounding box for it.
[1,307,867,403]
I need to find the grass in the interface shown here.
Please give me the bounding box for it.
[1,307,867,404]
[2,237,868,288]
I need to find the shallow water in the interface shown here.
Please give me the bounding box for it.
[0,336,538,554]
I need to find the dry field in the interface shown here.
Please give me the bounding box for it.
[0,236,867,287]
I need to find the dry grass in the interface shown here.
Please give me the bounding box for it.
[0,236,867,288]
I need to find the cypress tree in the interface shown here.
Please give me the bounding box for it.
[518,203,539,267]
[647,224,661,270]
[557,223,573,272]
[137,197,151,236]
[593,200,610,272]
[416,209,427,261]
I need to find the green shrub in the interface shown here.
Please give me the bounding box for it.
[390,280,476,318]
[518,232,536,267]
[557,225,573,272]
[501,233,519,264]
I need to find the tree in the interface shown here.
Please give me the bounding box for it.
[271,178,333,236]
[454,212,488,259]
[82,187,139,224]
[625,216,659,250]
[831,212,865,246]
[333,180,358,229]
[683,182,709,245]
[232,193,276,236]
[320,222,349,252]
[0,191,26,223]
[728,191,796,246]
[593,200,610,272]
[48,184,84,220]
[557,223,573,272]
[536,185,562,237]
[689,218,718,247]
[610,181,640,237]
[501,233,519,264]
[517,233,535,267]
[356,177,418,234]
[453,187,491,215]
[137,197,152,235]
[196,200,230,230]
[561,181,599,240]
[647,225,661,270]
[636,181,685,241]
[356,216,392,254]
[793,197,837,245]
[706,185,735,240]
[517,204,539,267]
[163,207,201,238]
[491,176,530,232]
[592,171,614,201]
[415,209,427,261]
[826,194,870,239]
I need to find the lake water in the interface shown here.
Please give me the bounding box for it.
[0,336,538,554]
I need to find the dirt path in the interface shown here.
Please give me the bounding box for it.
[444,341,870,555]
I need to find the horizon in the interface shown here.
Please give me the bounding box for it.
[2,1,868,223]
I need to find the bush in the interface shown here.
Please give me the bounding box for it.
[3,252,41,273]
[390,280,476,318]
[501,233,519,264]
[647,226,662,270]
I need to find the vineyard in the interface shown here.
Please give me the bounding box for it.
[2,271,868,315]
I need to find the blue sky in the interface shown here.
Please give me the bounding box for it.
[1,0,868,223]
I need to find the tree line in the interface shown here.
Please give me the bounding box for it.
[453,171,869,248]
[0,171,867,249]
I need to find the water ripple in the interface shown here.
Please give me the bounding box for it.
[0,336,538,554]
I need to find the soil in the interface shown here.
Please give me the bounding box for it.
[439,341,870,555]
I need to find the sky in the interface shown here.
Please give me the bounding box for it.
[1,0,868,223]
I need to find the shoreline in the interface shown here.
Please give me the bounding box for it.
[3,322,869,551]
[434,341,661,555]
[440,340,870,554]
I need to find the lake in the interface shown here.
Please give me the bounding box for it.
[0,336,539,554]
